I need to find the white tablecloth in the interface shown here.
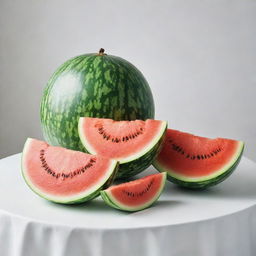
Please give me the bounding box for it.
[0,154,256,256]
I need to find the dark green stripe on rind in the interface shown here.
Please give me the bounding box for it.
[116,127,167,179]
[153,144,244,190]
[102,162,120,189]
[40,54,155,152]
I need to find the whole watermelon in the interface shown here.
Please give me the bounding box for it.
[40,49,155,151]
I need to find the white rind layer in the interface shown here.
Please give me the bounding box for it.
[154,141,244,182]
[103,172,167,211]
[21,138,118,204]
[78,118,167,164]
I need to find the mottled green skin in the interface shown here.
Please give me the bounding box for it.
[116,129,166,179]
[154,145,244,190]
[40,54,155,151]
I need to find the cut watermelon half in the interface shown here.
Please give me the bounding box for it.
[78,118,167,179]
[21,138,118,204]
[153,129,244,189]
[101,173,166,211]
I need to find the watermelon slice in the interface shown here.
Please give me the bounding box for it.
[78,118,167,179]
[21,138,118,204]
[153,129,244,189]
[101,173,167,211]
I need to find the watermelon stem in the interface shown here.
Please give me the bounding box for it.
[98,48,106,55]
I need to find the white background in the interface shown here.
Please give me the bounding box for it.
[0,0,255,159]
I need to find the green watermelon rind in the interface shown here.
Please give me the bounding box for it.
[40,53,155,153]
[100,191,120,210]
[153,141,244,189]
[117,130,166,179]
[78,119,167,179]
[100,172,167,212]
[21,138,119,204]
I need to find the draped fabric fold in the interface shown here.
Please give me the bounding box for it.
[0,207,256,256]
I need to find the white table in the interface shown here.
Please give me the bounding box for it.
[0,154,256,256]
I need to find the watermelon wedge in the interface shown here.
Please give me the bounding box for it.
[21,138,118,204]
[101,173,167,211]
[153,129,244,189]
[78,118,167,179]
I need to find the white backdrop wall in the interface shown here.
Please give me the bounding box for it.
[0,0,255,160]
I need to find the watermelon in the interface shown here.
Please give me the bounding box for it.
[21,138,118,204]
[78,117,167,179]
[40,49,155,152]
[101,173,167,211]
[153,129,244,189]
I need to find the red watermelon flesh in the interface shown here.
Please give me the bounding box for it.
[100,173,166,211]
[78,118,166,162]
[22,138,118,204]
[154,129,244,184]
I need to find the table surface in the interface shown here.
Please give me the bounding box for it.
[0,153,256,230]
